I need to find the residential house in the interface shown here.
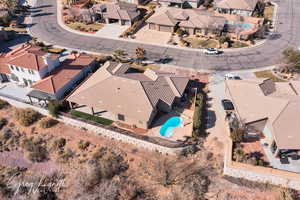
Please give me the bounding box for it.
[0,44,60,86]
[28,53,97,102]
[158,0,204,8]
[147,8,226,35]
[103,2,140,26]
[67,61,189,129]
[215,0,259,16]
[225,78,300,158]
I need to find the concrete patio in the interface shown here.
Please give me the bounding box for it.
[0,82,32,103]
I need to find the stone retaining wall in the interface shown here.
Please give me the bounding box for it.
[0,96,183,155]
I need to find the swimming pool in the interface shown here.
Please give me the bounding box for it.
[160,116,183,137]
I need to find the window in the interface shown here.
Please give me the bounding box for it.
[16,66,20,71]
[10,65,14,70]
[28,69,35,75]
[117,114,125,121]
[21,68,24,72]
[28,80,33,85]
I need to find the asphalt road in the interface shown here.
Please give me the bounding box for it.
[29,0,300,71]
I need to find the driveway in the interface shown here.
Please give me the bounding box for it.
[28,0,300,70]
[135,26,172,44]
[95,24,129,39]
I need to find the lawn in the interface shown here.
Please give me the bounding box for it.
[66,22,103,33]
[231,41,249,48]
[254,70,285,82]
[70,110,114,125]
[184,37,218,48]
[264,5,275,21]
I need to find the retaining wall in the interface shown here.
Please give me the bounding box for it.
[0,96,183,155]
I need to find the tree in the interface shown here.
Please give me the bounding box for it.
[135,47,146,64]
[202,0,213,8]
[47,100,61,118]
[282,48,300,70]
[230,127,245,142]
[0,0,19,10]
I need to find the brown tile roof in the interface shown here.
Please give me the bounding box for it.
[226,79,300,149]
[31,54,95,94]
[0,53,11,74]
[67,61,189,121]
[147,8,226,29]
[216,0,258,11]
[103,2,139,21]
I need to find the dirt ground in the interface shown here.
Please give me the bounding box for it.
[0,106,294,200]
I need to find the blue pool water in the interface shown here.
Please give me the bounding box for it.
[160,117,183,137]
[225,21,254,29]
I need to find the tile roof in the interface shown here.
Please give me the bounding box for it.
[31,54,95,94]
[226,79,300,149]
[67,61,189,121]
[216,0,258,11]
[103,2,140,21]
[1,44,53,71]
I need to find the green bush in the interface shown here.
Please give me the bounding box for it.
[0,118,7,130]
[14,108,40,126]
[0,99,9,109]
[39,117,58,129]
[48,100,62,118]
[230,128,245,142]
[218,36,231,44]
[192,93,204,137]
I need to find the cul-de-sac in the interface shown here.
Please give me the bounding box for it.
[0,0,300,199]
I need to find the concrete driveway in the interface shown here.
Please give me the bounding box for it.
[95,24,129,39]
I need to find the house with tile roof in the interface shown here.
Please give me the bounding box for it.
[0,44,60,86]
[225,78,300,159]
[215,0,259,17]
[27,53,97,101]
[158,0,203,9]
[67,61,190,129]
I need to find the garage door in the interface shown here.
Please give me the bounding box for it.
[159,25,172,32]
[149,23,156,30]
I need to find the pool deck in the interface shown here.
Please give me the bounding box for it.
[149,108,194,142]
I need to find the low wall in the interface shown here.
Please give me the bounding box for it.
[224,137,300,190]
[0,95,184,155]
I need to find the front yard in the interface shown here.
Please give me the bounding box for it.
[254,70,285,82]
[184,37,218,48]
[66,22,103,33]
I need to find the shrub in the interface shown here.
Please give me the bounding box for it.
[52,138,66,150]
[218,36,231,44]
[58,148,74,163]
[233,147,246,162]
[39,117,58,129]
[78,140,90,151]
[14,108,40,126]
[47,100,62,118]
[0,99,9,109]
[278,187,298,200]
[0,118,7,130]
[22,137,48,162]
[230,128,245,142]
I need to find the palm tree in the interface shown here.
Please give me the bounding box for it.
[135,47,146,64]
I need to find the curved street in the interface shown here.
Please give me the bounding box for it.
[29,0,300,70]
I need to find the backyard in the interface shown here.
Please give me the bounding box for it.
[264,4,275,21]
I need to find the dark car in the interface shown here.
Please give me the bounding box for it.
[221,99,234,111]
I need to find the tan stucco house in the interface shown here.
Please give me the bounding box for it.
[215,0,259,16]
[225,78,300,158]
[67,61,190,129]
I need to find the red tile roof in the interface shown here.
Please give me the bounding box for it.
[3,44,50,71]
[31,54,95,94]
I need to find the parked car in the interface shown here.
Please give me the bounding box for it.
[225,73,242,80]
[221,99,234,111]
[204,48,222,55]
